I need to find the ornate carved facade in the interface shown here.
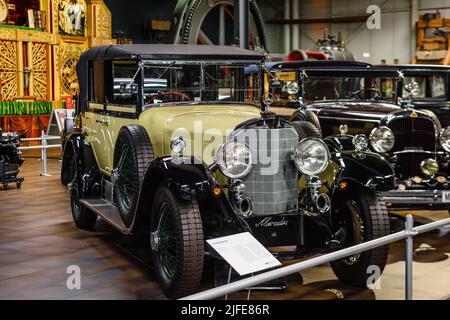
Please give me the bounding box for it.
[0,0,115,105]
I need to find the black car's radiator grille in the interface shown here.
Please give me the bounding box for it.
[395,152,430,179]
[388,117,436,152]
[235,127,299,216]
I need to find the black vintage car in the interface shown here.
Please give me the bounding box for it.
[256,60,450,213]
[61,45,393,298]
[393,64,450,127]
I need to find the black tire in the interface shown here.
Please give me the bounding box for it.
[69,161,97,230]
[113,125,154,227]
[61,141,75,186]
[150,185,204,299]
[291,121,322,141]
[419,109,442,133]
[330,191,390,287]
[290,110,322,135]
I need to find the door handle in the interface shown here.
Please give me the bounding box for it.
[95,119,109,125]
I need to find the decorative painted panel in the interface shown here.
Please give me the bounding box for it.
[96,2,112,39]
[31,42,48,100]
[58,0,87,37]
[0,40,17,100]
[56,44,85,95]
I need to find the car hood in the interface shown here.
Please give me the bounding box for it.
[139,104,261,164]
[309,101,401,123]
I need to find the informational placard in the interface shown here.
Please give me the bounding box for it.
[206,232,281,276]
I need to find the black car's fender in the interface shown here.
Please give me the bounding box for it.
[132,156,248,236]
[332,151,395,192]
[63,133,101,197]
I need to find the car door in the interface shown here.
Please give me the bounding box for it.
[82,60,111,174]
[103,61,140,171]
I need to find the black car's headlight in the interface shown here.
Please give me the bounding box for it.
[440,127,450,152]
[292,138,330,176]
[215,141,253,179]
[370,126,395,153]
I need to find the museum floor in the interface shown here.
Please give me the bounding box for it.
[1,156,450,300]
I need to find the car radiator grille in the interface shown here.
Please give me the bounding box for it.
[235,127,299,216]
[395,152,430,179]
[388,117,436,152]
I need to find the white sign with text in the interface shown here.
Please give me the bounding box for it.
[207,232,281,276]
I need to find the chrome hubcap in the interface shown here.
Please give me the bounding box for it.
[150,230,160,251]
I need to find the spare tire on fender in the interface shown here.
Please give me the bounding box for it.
[290,109,322,135]
[113,125,154,227]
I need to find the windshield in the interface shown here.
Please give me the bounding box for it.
[141,61,261,105]
[302,76,398,102]
[263,71,399,106]
[403,74,447,99]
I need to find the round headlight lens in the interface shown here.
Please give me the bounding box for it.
[293,139,330,175]
[353,134,369,151]
[284,81,299,95]
[420,158,439,177]
[440,127,450,152]
[370,126,395,153]
[215,141,253,179]
[170,136,186,154]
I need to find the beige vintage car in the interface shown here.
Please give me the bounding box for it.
[61,45,391,299]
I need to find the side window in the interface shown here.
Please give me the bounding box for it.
[112,62,140,106]
[88,60,106,104]
[430,75,446,98]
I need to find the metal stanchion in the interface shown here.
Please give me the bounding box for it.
[40,131,51,177]
[405,214,416,300]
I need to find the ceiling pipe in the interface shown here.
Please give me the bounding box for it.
[284,0,291,53]
[238,0,249,49]
[291,0,299,50]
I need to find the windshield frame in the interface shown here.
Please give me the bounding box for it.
[138,59,264,110]
[266,67,403,107]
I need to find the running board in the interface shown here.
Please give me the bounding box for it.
[79,199,128,233]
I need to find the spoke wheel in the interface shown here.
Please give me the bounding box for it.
[155,203,178,280]
[330,190,390,287]
[116,145,134,212]
[69,159,97,230]
[339,200,365,266]
[113,125,154,228]
[151,185,204,299]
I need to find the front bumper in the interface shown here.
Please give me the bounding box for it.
[381,189,450,211]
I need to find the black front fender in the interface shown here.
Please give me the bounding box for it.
[143,156,215,201]
[333,151,395,191]
[133,156,247,236]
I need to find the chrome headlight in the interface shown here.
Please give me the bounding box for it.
[440,127,450,152]
[370,126,395,153]
[353,134,369,152]
[215,141,253,179]
[420,158,439,177]
[170,136,186,154]
[283,81,300,95]
[293,138,330,175]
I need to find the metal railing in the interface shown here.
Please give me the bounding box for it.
[18,131,61,176]
[181,214,450,300]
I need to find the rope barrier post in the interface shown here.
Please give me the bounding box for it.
[40,130,44,161]
[405,214,415,300]
[40,131,51,177]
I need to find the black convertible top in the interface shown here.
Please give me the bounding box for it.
[265,60,401,77]
[76,44,264,111]
[78,44,264,62]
